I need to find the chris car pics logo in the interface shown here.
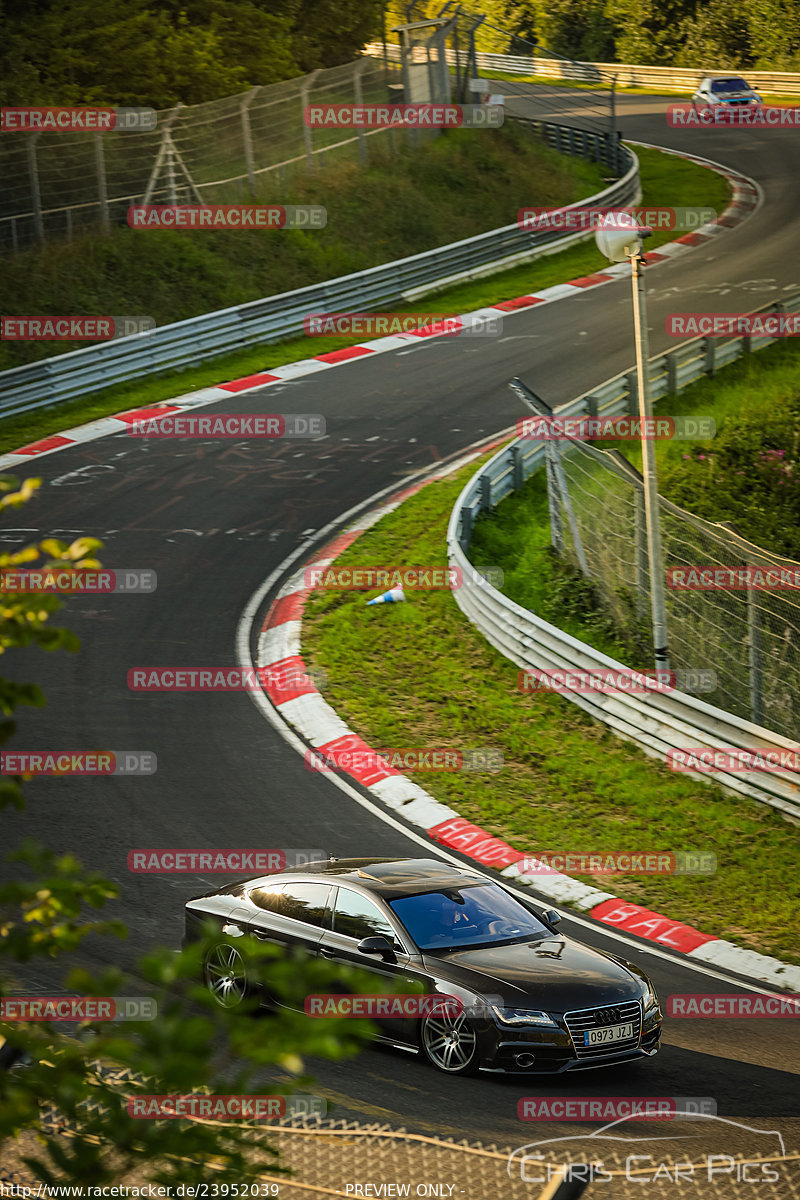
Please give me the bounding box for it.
[508,1112,788,1186]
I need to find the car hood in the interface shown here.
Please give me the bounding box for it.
[422,935,644,1012]
[720,93,756,101]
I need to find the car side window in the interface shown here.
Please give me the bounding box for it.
[332,888,397,943]
[249,882,331,927]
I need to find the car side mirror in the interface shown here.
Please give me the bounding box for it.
[542,909,562,927]
[357,935,397,962]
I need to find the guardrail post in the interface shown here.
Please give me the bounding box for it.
[748,592,764,725]
[666,352,677,394]
[478,472,492,510]
[460,506,473,550]
[742,333,752,356]
[511,443,524,491]
[585,395,598,418]
[625,371,638,416]
[94,133,110,233]
[26,134,44,243]
[704,336,716,377]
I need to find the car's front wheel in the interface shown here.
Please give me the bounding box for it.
[420,1011,480,1075]
[204,942,248,1008]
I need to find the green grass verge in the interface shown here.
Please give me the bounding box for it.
[0,144,729,454]
[302,459,799,964]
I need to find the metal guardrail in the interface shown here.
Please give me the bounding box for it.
[447,296,800,821]
[366,43,800,96]
[0,122,634,419]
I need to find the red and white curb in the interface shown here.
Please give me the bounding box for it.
[257,462,799,995]
[0,151,759,473]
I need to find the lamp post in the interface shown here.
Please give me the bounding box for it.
[596,213,670,674]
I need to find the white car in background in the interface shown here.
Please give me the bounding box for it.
[692,75,763,112]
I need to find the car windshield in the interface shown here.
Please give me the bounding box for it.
[389,883,549,949]
[711,78,750,93]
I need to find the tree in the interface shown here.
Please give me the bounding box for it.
[0,0,298,107]
[675,0,753,69]
[0,478,388,1185]
[285,0,385,71]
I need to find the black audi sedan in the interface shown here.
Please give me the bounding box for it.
[184,857,662,1076]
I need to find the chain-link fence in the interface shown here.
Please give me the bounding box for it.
[9,1101,798,1199]
[0,57,403,254]
[548,436,800,740]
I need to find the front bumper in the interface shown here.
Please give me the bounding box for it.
[477,1006,662,1074]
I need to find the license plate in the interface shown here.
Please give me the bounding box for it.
[583,1022,633,1046]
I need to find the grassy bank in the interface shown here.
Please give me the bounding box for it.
[0,123,604,373]
[301,459,800,964]
[471,337,800,675]
[0,144,729,453]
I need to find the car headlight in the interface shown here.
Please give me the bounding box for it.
[643,982,659,1014]
[491,1006,558,1028]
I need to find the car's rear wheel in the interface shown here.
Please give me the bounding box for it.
[420,1011,479,1075]
[204,943,248,1008]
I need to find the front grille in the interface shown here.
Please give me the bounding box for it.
[564,1000,642,1059]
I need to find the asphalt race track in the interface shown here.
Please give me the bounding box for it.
[5,93,800,1153]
